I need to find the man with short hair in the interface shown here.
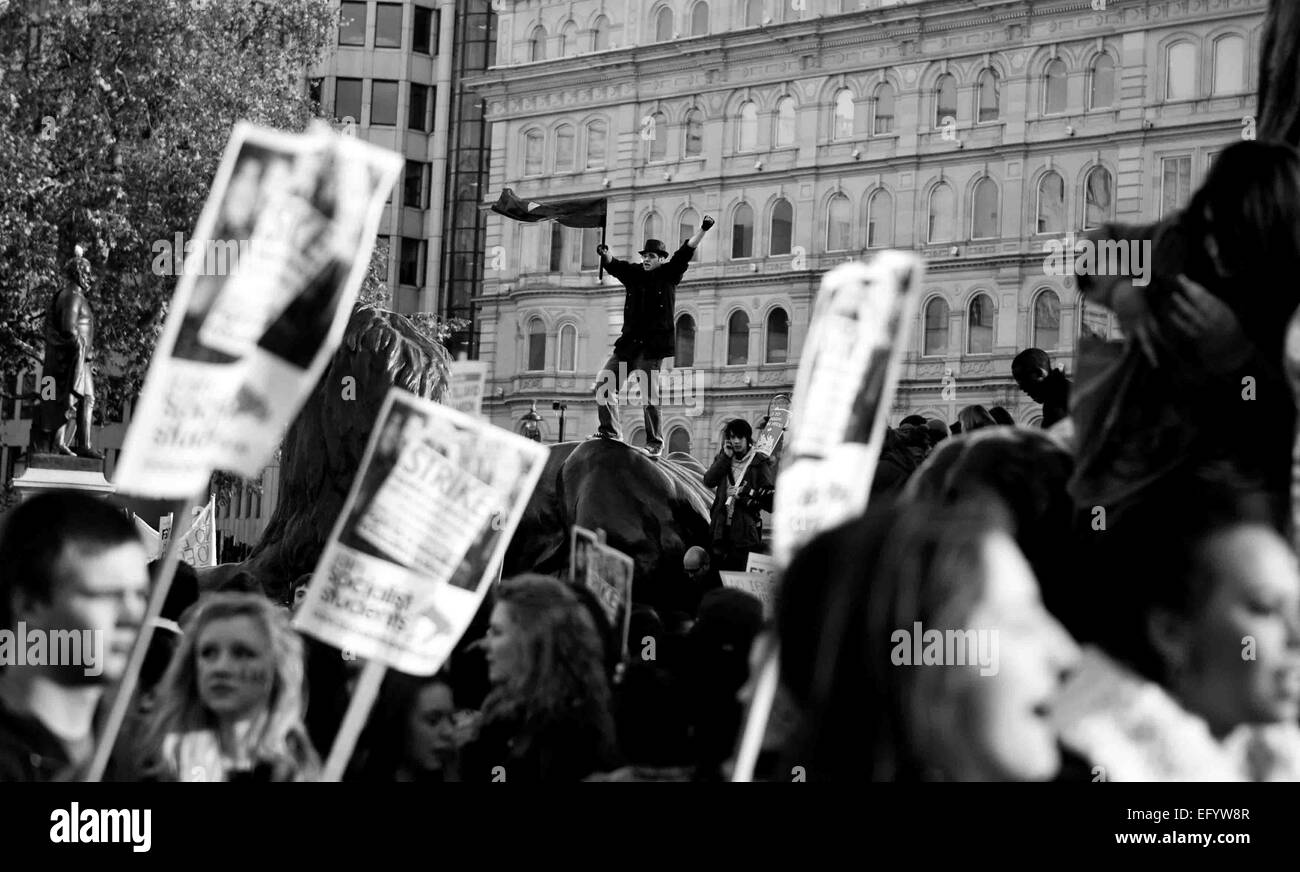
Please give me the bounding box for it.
[1013,348,1072,428]
[679,545,722,615]
[593,217,715,458]
[0,491,149,781]
[703,420,775,571]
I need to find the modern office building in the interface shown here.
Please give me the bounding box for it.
[468,0,1266,457]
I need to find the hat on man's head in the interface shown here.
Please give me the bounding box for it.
[639,239,670,258]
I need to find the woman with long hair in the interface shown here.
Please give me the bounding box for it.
[458,575,621,782]
[129,593,320,782]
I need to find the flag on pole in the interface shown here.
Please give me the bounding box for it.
[488,187,606,228]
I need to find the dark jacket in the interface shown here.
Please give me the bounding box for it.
[604,243,695,359]
[703,448,775,552]
[869,429,918,500]
[0,695,76,782]
[458,710,620,783]
[1039,369,1072,429]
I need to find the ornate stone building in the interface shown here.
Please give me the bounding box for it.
[467,0,1266,457]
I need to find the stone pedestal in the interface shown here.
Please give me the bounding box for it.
[11,453,114,501]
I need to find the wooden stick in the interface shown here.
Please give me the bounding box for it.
[321,658,386,782]
[732,643,779,783]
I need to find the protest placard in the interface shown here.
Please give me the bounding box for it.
[721,570,775,621]
[134,516,163,561]
[569,526,634,657]
[745,551,777,578]
[293,388,548,677]
[753,407,790,458]
[447,361,490,417]
[177,499,218,568]
[113,121,403,498]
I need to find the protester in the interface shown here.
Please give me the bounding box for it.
[925,418,950,446]
[1012,350,1071,429]
[988,406,1015,427]
[686,588,764,781]
[703,420,776,571]
[896,415,932,465]
[0,491,149,781]
[127,592,319,781]
[957,404,997,433]
[458,575,620,781]
[349,671,467,782]
[869,427,919,500]
[679,545,722,614]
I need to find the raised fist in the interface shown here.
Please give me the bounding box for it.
[701,216,715,231]
[596,244,610,257]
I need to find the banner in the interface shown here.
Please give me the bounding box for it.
[293,388,548,676]
[753,406,790,458]
[489,187,607,228]
[178,499,218,568]
[569,526,634,657]
[447,361,490,417]
[721,568,775,621]
[113,121,403,498]
[134,516,163,561]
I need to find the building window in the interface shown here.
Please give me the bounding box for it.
[527,318,546,371]
[648,111,667,161]
[334,78,362,123]
[529,26,547,62]
[691,1,709,36]
[586,120,606,168]
[775,96,796,147]
[770,199,793,256]
[549,224,565,272]
[643,212,662,245]
[371,80,399,126]
[555,124,575,172]
[977,69,999,122]
[399,237,426,286]
[1033,290,1061,350]
[675,314,696,366]
[967,294,994,354]
[923,297,948,356]
[738,101,758,152]
[935,74,957,128]
[1083,167,1113,229]
[727,311,750,364]
[581,227,600,269]
[927,182,954,243]
[867,189,893,248]
[732,203,754,258]
[375,3,403,48]
[1089,54,1115,109]
[826,193,851,251]
[413,5,436,54]
[1044,59,1068,114]
[525,129,544,175]
[655,6,673,41]
[685,109,703,156]
[833,89,854,140]
[1213,35,1245,95]
[1161,155,1193,217]
[1166,42,1196,100]
[1036,171,1066,234]
[339,2,367,46]
[873,82,895,134]
[403,161,426,209]
[679,208,699,245]
[668,427,691,455]
[744,0,763,27]
[559,324,577,371]
[592,16,610,51]
[766,308,789,363]
[409,83,430,132]
[560,21,577,56]
[971,177,999,239]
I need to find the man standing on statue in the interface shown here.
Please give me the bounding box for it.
[592,215,713,458]
[34,246,102,459]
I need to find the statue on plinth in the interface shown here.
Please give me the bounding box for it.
[31,245,103,460]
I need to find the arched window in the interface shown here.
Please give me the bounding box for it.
[727,311,750,364]
[927,182,954,243]
[1213,35,1245,95]
[967,294,994,354]
[775,96,796,147]
[770,198,793,256]
[654,6,673,42]
[592,15,610,51]
[554,124,574,172]
[643,212,663,245]
[1167,42,1196,100]
[737,101,758,152]
[585,120,606,168]
[732,203,754,258]
[833,89,854,140]
[1089,54,1115,109]
[524,129,544,175]
[1083,166,1113,229]
[648,111,667,161]
[866,189,893,248]
[529,26,547,62]
[675,314,696,367]
[935,74,957,127]
[527,318,547,370]
[678,207,699,246]
[766,308,789,363]
[826,193,852,251]
[629,428,646,449]
[560,21,577,56]
[977,69,999,122]
[873,82,895,134]
[1044,59,1067,114]
[1033,290,1061,350]
[691,1,709,35]
[744,0,763,27]
[923,297,949,356]
[558,324,577,371]
[971,177,999,239]
[668,427,692,455]
[684,108,703,156]
[1036,171,1066,234]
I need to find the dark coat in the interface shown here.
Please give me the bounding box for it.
[0,696,74,782]
[703,449,775,552]
[604,243,695,359]
[458,710,621,783]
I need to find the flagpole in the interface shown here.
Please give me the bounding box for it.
[598,218,606,283]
